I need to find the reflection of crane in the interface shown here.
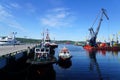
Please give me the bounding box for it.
[88,50,103,80]
[88,8,109,47]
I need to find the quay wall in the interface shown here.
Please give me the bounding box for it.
[0,44,37,56]
[0,44,38,69]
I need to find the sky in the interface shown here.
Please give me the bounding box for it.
[0,0,120,41]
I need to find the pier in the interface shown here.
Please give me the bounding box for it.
[0,44,38,69]
[0,44,37,56]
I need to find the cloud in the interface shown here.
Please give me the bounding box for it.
[0,4,26,32]
[10,3,21,9]
[40,7,75,28]
[0,5,13,18]
[26,3,36,13]
[7,20,26,32]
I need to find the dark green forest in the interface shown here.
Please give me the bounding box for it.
[16,37,85,45]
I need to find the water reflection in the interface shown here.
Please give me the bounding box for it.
[57,59,72,69]
[111,51,119,56]
[98,50,119,56]
[0,63,56,80]
[27,64,56,80]
[87,50,103,80]
[98,50,106,56]
[0,63,30,80]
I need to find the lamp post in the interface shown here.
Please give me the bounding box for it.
[12,32,17,46]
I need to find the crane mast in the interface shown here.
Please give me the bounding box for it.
[88,8,109,47]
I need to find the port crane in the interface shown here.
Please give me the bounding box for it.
[88,8,109,47]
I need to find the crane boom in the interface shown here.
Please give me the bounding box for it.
[95,8,109,36]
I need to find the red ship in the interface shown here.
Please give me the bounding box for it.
[83,8,120,51]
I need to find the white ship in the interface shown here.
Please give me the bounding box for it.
[0,32,20,45]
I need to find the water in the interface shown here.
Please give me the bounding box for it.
[0,44,120,80]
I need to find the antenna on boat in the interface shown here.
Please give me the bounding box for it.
[45,29,51,42]
[41,31,45,42]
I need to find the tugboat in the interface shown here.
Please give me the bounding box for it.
[27,32,57,65]
[27,44,57,65]
[58,47,72,61]
[27,29,58,65]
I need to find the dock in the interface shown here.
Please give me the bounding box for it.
[0,44,37,56]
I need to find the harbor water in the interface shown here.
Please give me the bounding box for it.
[0,44,120,80]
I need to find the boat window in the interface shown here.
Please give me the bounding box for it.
[36,49,40,52]
[2,37,6,39]
[0,41,9,42]
[41,48,44,51]
[46,49,49,52]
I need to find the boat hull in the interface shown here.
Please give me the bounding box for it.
[83,45,120,51]
[58,47,72,61]
[26,56,57,65]
[58,55,72,61]
[0,57,7,69]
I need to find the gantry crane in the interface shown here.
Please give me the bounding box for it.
[88,8,109,47]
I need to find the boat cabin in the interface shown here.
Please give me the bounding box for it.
[60,47,69,53]
[34,47,50,60]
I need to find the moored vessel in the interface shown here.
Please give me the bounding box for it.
[27,45,57,65]
[0,32,20,45]
[58,47,72,61]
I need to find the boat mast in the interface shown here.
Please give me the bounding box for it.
[45,29,51,42]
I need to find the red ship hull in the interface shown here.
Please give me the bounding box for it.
[83,45,120,51]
